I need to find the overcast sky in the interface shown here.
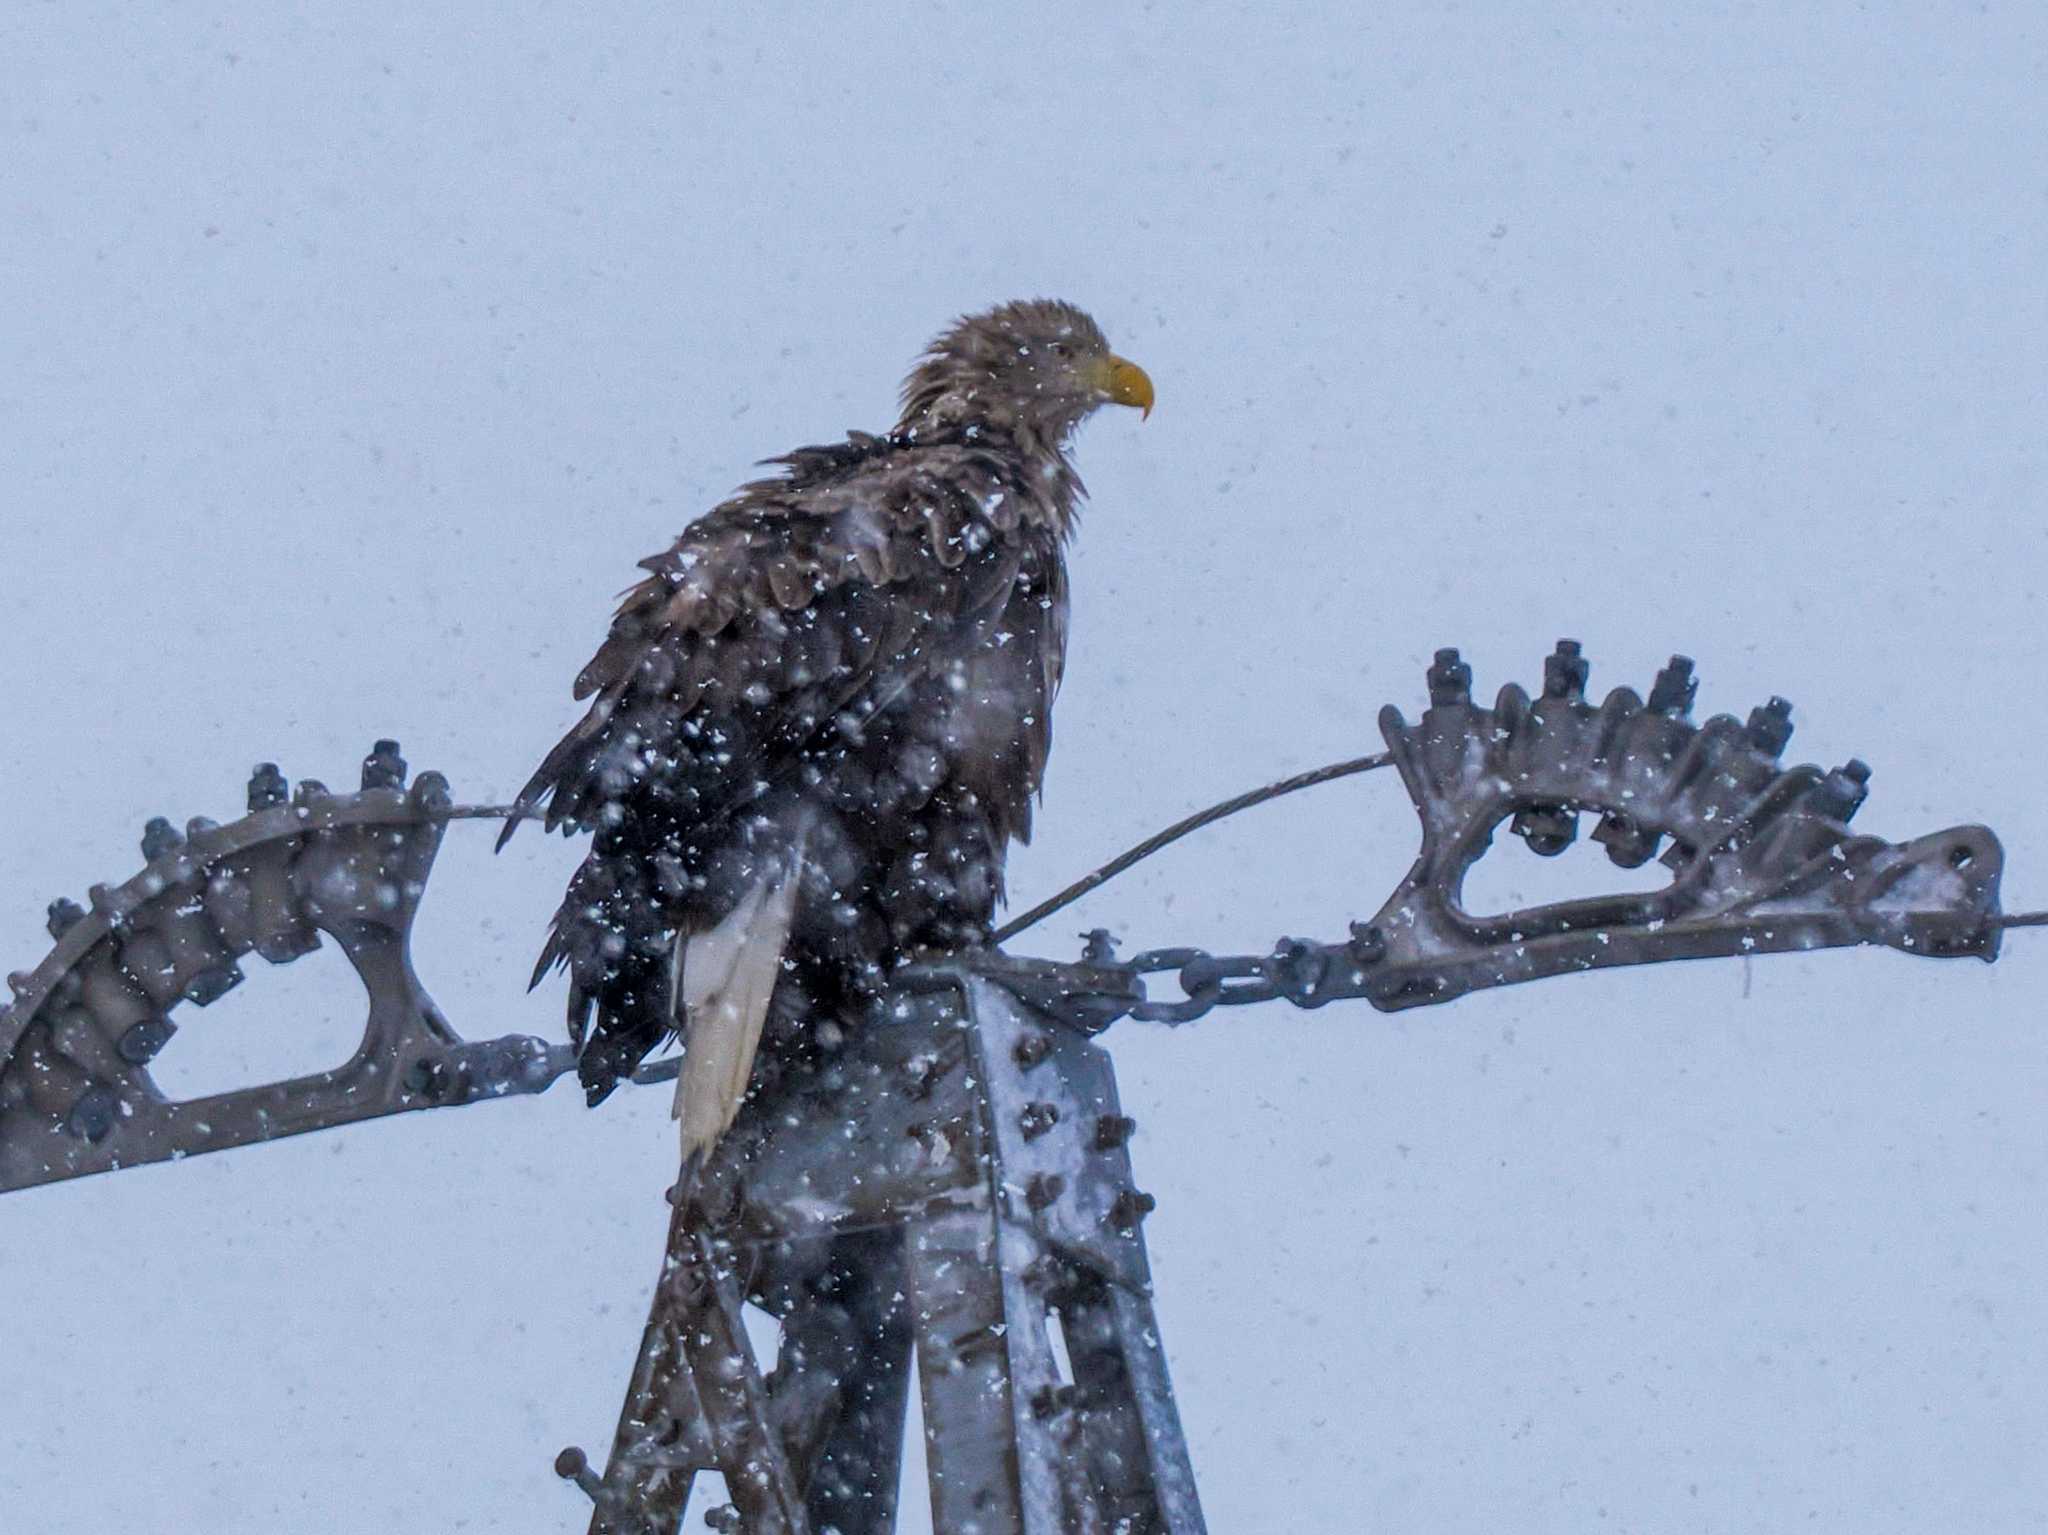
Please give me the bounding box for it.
[4,5,2046,1531]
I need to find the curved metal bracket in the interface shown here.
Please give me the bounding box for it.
[0,744,565,1192]
[1011,643,2007,1030]
[0,644,2011,1194]
[1363,643,2001,1006]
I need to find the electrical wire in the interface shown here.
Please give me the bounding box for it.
[991,751,1395,943]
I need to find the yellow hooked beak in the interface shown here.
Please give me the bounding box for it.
[1091,354,1155,419]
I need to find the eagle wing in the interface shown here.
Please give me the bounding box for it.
[508,437,1056,845]
[509,434,1068,1118]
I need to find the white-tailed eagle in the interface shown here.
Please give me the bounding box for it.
[507,299,1152,1160]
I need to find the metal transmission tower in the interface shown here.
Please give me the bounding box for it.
[554,964,1200,1534]
[0,644,2017,1533]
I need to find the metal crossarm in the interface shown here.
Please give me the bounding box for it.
[0,640,2024,1533]
[0,745,585,1192]
[1012,645,2005,1033]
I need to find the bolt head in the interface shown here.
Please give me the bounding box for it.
[140,816,184,861]
[362,740,408,790]
[247,763,288,810]
[1108,1188,1158,1229]
[1024,1173,1066,1211]
[183,964,245,1007]
[1345,922,1388,965]
[1093,1113,1137,1150]
[117,1016,177,1065]
[66,1086,118,1143]
[1019,1102,1060,1140]
[46,898,86,939]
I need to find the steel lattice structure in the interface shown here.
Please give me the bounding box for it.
[0,643,2013,1533]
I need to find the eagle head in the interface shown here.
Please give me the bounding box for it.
[897,298,1153,443]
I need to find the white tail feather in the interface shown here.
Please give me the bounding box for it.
[672,848,803,1161]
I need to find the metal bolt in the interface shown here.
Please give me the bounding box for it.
[361,738,407,790]
[46,898,86,939]
[1345,923,1387,966]
[902,1055,940,1099]
[404,1056,453,1100]
[1093,1114,1137,1151]
[140,816,184,861]
[1746,696,1795,755]
[1080,927,1119,964]
[1021,1256,1063,1293]
[1511,804,1577,856]
[182,964,245,1007]
[1427,646,1472,706]
[704,1504,741,1531]
[1013,1032,1052,1069]
[1024,1173,1066,1211]
[1543,638,1588,699]
[553,1446,603,1502]
[247,763,288,810]
[66,1086,118,1143]
[1647,654,1697,716]
[1811,759,1871,823]
[1592,810,1660,869]
[117,1016,177,1066]
[1108,1189,1157,1230]
[1019,1102,1060,1140]
[1272,938,1328,998]
[1030,1384,1082,1419]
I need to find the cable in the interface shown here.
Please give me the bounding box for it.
[991,751,1396,944]
[438,783,2048,944]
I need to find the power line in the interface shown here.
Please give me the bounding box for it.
[992,751,1395,944]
